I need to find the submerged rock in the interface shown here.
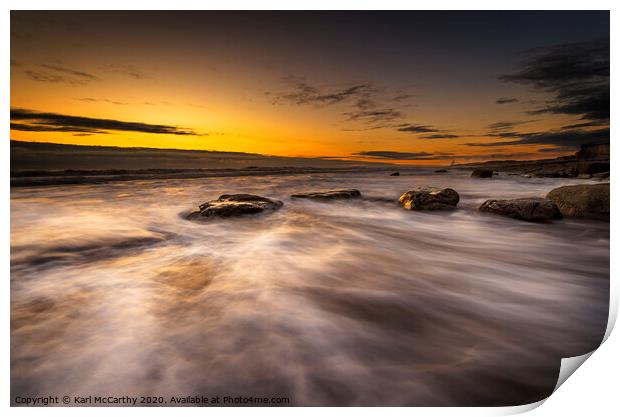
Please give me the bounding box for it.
[471,169,493,178]
[479,198,562,222]
[187,194,283,218]
[546,183,609,221]
[399,187,459,210]
[291,189,362,200]
[434,169,448,173]
[390,172,400,176]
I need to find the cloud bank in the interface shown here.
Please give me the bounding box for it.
[500,37,609,121]
[10,109,198,136]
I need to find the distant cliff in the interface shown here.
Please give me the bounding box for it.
[575,143,610,161]
[453,143,610,178]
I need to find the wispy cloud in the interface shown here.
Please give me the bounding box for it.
[486,120,535,132]
[421,134,460,139]
[353,149,549,162]
[41,64,98,81]
[269,77,415,130]
[269,78,375,106]
[392,93,415,102]
[458,152,539,160]
[10,108,199,136]
[396,123,461,139]
[74,97,129,106]
[103,64,147,80]
[397,124,439,133]
[466,127,609,147]
[561,121,606,129]
[495,97,518,104]
[344,109,403,125]
[352,151,450,160]
[10,122,103,134]
[24,64,99,85]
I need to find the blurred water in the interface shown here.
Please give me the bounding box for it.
[10,170,609,406]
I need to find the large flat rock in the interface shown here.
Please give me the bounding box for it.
[291,189,362,200]
[479,197,562,222]
[399,187,459,210]
[187,194,283,219]
[546,183,609,221]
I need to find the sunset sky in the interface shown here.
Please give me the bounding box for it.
[10,11,609,165]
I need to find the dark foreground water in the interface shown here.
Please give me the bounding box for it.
[11,170,609,406]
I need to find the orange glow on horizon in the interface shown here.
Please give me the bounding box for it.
[10,11,603,167]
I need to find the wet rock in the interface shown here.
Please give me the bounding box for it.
[471,169,493,178]
[399,187,459,210]
[479,198,562,222]
[546,183,609,221]
[390,172,400,176]
[434,169,448,173]
[187,194,283,218]
[291,189,362,200]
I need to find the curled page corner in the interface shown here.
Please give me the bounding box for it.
[500,347,602,415]
[538,276,618,406]
[501,398,547,415]
[553,351,595,393]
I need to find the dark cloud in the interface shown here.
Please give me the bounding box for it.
[467,127,609,147]
[483,120,539,140]
[421,134,460,139]
[352,98,376,110]
[343,108,403,126]
[458,152,538,160]
[41,64,98,81]
[352,150,539,162]
[465,142,511,147]
[397,124,439,133]
[75,97,129,105]
[484,131,524,139]
[538,146,578,153]
[10,108,198,136]
[500,37,609,121]
[397,123,461,138]
[353,151,447,160]
[25,64,99,85]
[270,79,375,106]
[24,70,74,84]
[104,64,147,80]
[353,151,433,160]
[496,97,518,104]
[487,120,534,131]
[269,78,416,130]
[561,121,606,129]
[10,122,104,134]
[392,93,415,102]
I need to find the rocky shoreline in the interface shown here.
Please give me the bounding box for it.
[452,143,610,179]
[185,182,609,223]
